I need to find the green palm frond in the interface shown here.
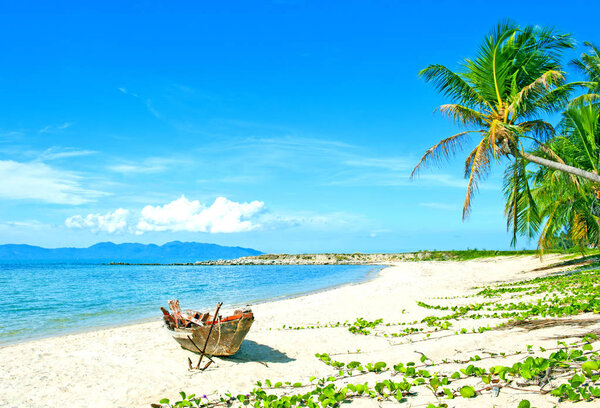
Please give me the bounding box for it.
[518,120,555,142]
[463,138,493,218]
[437,104,486,128]
[503,158,541,246]
[571,42,600,99]
[411,131,475,177]
[418,65,492,109]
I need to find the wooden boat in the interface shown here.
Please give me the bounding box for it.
[161,300,254,356]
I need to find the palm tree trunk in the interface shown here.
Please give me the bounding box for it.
[518,151,600,184]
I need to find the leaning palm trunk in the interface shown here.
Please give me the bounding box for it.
[518,152,600,184]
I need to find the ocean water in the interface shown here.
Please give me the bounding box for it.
[0,263,379,345]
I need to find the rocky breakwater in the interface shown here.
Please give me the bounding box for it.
[194,253,415,265]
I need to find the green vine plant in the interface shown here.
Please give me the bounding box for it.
[154,335,600,407]
[155,264,600,407]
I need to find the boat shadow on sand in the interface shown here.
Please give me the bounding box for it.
[221,340,295,364]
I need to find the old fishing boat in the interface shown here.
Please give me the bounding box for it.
[161,300,254,356]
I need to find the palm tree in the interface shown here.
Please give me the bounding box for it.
[411,21,600,219]
[504,102,600,250]
[503,42,600,249]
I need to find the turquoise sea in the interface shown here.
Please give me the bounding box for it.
[0,263,379,345]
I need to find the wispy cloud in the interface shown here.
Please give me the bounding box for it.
[197,135,430,188]
[204,135,496,191]
[107,157,189,174]
[419,202,461,211]
[328,159,499,189]
[107,134,497,193]
[0,130,25,142]
[39,122,72,134]
[108,164,166,174]
[119,87,161,119]
[0,220,51,229]
[118,87,137,97]
[259,210,370,231]
[418,174,467,188]
[418,174,499,190]
[343,157,411,172]
[0,160,106,205]
[36,147,97,161]
[192,135,368,183]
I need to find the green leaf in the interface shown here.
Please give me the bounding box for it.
[459,386,476,398]
[582,360,600,377]
[517,400,531,408]
[374,362,387,371]
[569,373,585,388]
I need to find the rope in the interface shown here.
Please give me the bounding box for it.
[214,314,223,352]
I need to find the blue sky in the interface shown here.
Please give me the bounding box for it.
[0,1,597,253]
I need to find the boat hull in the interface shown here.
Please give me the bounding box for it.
[166,314,254,356]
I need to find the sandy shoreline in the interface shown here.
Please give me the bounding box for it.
[1,255,598,407]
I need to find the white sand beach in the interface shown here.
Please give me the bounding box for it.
[1,255,598,407]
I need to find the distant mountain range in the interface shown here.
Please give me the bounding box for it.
[0,241,262,263]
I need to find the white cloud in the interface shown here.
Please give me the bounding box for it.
[137,196,264,233]
[64,196,371,235]
[0,160,106,204]
[65,196,266,234]
[65,208,130,233]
